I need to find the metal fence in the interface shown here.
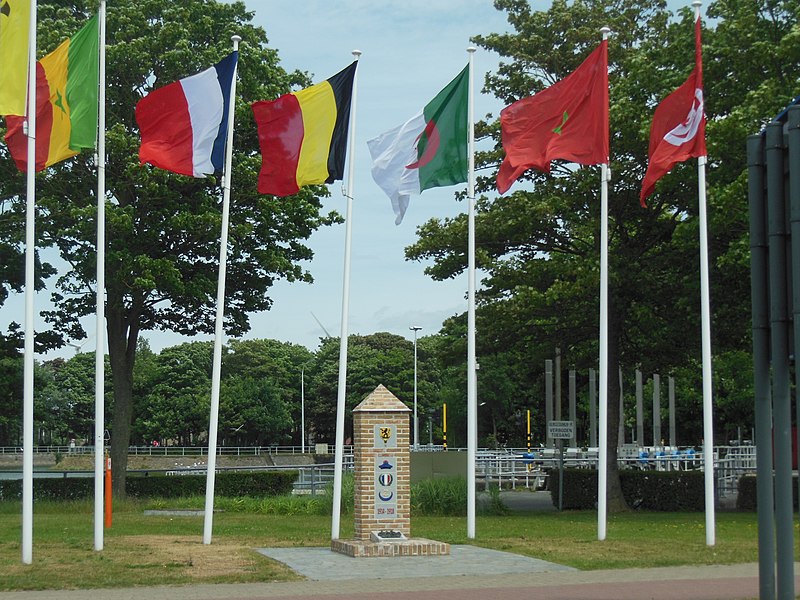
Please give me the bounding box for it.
[0,444,757,500]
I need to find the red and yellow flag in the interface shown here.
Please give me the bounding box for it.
[0,0,31,116]
[252,61,357,196]
[4,13,99,171]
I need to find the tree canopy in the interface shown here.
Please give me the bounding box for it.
[0,0,342,495]
[406,0,800,508]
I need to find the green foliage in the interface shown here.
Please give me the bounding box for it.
[736,474,799,511]
[0,470,297,501]
[412,476,468,516]
[0,0,341,494]
[305,333,442,442]
[321,471,354,515]
[126,470,297,498]
[0,478,94,501]
[410,476,509,516]
[548,469,707,511]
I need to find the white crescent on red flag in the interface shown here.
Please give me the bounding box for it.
[640,16,706,206]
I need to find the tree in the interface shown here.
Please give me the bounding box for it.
[135,342,212,446]
[406,0,800,510]
[222,338,313,445]
[0,1,340,497]
[38,352,112,445]
[305,333,441,443]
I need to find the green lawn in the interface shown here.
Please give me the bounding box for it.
[0,498,788,591]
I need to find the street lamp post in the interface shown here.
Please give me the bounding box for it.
[410,326,422,449]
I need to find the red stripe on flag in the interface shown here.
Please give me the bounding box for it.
[252,93,304,196]
[137,81,195,177]
[4,63,56,173]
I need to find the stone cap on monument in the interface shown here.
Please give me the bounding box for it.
[354,385,411,413]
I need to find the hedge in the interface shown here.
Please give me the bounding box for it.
[736,473,798,511]
[548,468,706,511]
[0,470,298,501]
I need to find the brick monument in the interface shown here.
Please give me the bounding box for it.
[330,384,450,558]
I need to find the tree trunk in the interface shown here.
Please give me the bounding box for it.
[605,293,629,512]
[107,301,139,499]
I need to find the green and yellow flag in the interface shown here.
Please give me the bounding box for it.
[0,0,31,116]
[5,13,99,171]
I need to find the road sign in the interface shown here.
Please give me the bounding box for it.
[548,420,574,440]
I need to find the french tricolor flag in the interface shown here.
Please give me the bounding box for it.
[136,52,238,177]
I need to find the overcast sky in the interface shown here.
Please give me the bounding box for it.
[2,0,693,359]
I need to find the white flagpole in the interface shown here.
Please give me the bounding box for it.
[203,35,241,545]
[466,46,477,540]
[597,26,611,543]
[94,0,107,552]
[695,0,715,549]
[21,0,38,566]
[331,50,361,541]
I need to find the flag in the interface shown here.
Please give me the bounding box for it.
[367,65,468,224]
[252,61,357,196]
[497,40,609,194]
[0,0,30,115]
[136,52,238,178]
[4,13,99,172]
[640,17,706,206]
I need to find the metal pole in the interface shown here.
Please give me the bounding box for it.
[94,0,107,553]
[789,105,800,517]
[300,366,305,454]
[410,325,422,449]
[636,369,644,447]
[466,46,478,539]
[21,0,38,566]
[589,368,597,448]
[652,374,661,447]
[668,376,676,448]
[331,50,362,541]
[766,120,796,599]
[545,360,554,447]
[569,370,576,447]
[555,347,562,421]
[203,36,242,545]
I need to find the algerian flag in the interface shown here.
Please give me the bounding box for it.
[368,65,468,224]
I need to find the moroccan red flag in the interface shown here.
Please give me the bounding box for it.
[640,16,706,206]
[497,40,609,194]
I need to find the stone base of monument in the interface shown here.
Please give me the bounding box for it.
[331,535,450,558]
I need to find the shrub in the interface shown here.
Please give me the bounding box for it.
[0,478,94,501]
[548,468,706,511]
[412,476,468,516]
[0,470,297,501]
[736,473,798,511]
[127,470,297,498]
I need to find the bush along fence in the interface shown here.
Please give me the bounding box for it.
[736,474,799,511]
[548,468,707,511]
[0,470,298,501]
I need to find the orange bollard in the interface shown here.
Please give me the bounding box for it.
[104,455,112,528]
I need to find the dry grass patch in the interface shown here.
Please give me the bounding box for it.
[0,534,300,591]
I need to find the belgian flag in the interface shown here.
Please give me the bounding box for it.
[252,61,357,196]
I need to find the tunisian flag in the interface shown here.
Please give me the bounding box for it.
[640,16,706,206]
[497,40,609,194]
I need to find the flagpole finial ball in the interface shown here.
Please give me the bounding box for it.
[467,46,476,54]
[231,35,242,43]
[352,50,362,58]
[692,0,702,7]
[600,26,611,38]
